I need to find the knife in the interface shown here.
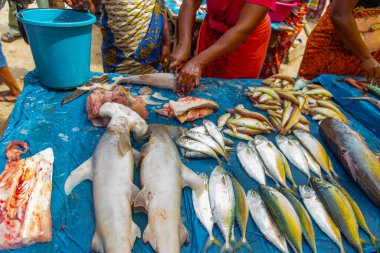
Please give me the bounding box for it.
[61,74,109,105]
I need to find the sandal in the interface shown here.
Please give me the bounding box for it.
[0,91,18,103]
[1,33,20,43]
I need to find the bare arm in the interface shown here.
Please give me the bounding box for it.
[65,0,97,13]
[169,0,203,71]
[331,0,380,84]
[161,11,171,65]
[177,3,269,94]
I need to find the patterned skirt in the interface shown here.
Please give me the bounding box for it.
[298,6,380,80]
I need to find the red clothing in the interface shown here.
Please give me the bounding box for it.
[197,0,274,79]
[206,0,276,32]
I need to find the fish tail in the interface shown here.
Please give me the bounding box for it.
[234,238,254,253]
[369,234,380,253]
[339,243,346,253]
[203,235,222,253]
[221,241,233,253]
[286,184,299,197]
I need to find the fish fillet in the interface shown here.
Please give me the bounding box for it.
[0,142,54,250]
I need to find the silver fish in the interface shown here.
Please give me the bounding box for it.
[230,176,253,252]
[299,186,345,253]
[288,136,322,178]
[236,142,266,185]
[203,119,226,154]
[176,138,220,162]
[293,130,337,177]
[192,173,222,251]
[185,130,228,160]
[252,136,289,191]
[247,190,289,253]
[276,135,310,178]
[209,166,235,252]
[184,150,210,159]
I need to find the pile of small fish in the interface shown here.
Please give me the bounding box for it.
[217,104,275,141]
[245,74,348,127]
[237,132,338,188]
[176,119,233,162]
[192,166,253,252]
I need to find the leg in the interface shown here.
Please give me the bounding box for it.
[36,0,50,8]
[0,44,21,101]
[8,3,20,37]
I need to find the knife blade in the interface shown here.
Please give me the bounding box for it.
[61,74,110,105]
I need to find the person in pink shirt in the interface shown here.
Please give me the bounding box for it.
[170,0,276,94]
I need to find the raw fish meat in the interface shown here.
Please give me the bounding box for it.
[0,141,54,250]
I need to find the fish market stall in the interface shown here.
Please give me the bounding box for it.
[314,74,380,138]
[0,71,379,253]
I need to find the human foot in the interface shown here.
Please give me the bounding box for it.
[1,33,21,43]
[0,91,19,102]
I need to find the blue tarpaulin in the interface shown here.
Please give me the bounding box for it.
[1,71,379,253]
[314,74,380,138]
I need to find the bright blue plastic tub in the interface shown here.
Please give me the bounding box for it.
[17,9,96,89]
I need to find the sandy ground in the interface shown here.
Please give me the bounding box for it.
[0,4,311,130]
[0,3,103,129]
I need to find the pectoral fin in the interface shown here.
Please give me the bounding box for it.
[64,157,93,195]
[143,224,157,251]
[131,183,140,203]
[119,134,131,155]
[129,222,141,247]
[133,187,150,213]
[179,223,190,245]
[180,164,205,197]
[91,229,104,253]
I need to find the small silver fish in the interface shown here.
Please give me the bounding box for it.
[236,142,266,185]
[204,119,226,154]
[185,130,228,160]
[209,166,235,252]
[176,138,220,162]
[192,173,222,251]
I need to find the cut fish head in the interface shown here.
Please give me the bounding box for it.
[99,102,148,139]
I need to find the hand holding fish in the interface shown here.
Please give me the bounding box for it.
[362,57,380,86]
[176,59,202,94]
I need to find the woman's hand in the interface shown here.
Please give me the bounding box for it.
[176,58,202,94]
[362,57,380,86]
[65,0,96,13]
[160,44,171,70]
[169,46,190,73]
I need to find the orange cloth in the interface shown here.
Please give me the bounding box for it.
[298,6,380,80]
[197,14,271,79]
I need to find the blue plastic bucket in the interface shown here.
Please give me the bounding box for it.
[17,9,96,89]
